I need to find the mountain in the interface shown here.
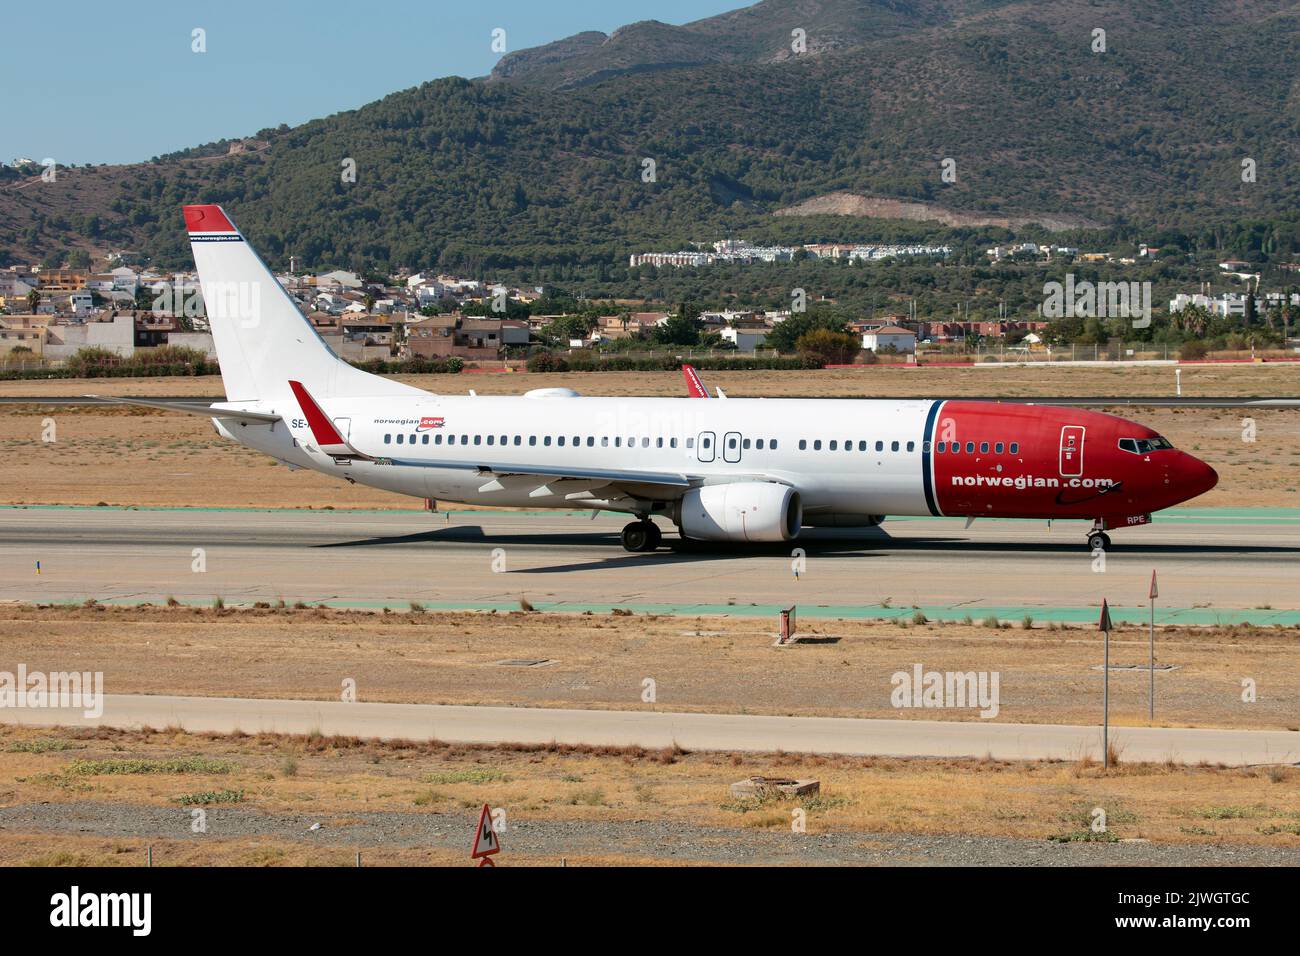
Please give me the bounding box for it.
[487,0,961,89]
[3,0,1300,273]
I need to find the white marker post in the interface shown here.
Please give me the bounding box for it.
[1148,570,1158,723]
[1099,599,1113,769]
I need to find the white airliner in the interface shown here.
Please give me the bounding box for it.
[100,205,1217,553]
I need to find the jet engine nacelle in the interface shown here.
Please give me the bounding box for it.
[676,482,802,542]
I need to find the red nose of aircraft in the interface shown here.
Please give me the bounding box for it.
[1175,451,1219,501]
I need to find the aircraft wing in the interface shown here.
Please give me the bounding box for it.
[383,455,695,496]
[288,379,749,499]
[85,395,281,424]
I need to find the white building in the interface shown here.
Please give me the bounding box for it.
[861,324,916,353]
[720,326,768,351]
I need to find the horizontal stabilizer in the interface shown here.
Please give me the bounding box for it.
[84,395,280,424]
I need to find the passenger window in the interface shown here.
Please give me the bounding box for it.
[936,442,945,453]
[557,437,565,446]
[513,436,521,446]
[813,440,822,450]
[686,438,695,449]
[615,438,622,447]
[657,437,664,448]
[473,435,481,445]
[979,442,988,454]
[742,439,751,450]
[906,441,914,452]
[435,434,442,445]
[529,436,536,446]
[799,440,807,450]
[1010,442,1018,454]
[995,442,1004,454]
[602,437,609,447]
[830,440,838,451]
[384,434,391,444]
[587,437,595,447]
[487,435,495,445]
[543,436,551,446]
[671,438,678,448]
[965,442,975,453]
[875,441,884,452]
[396,434,404,444]
[756,439,764,450]
[858,440,867,451]
[770,440,778,450]
[922,441,930,452]
[642,438,650,448]
[423,434,430,445]
[891,441,900,452]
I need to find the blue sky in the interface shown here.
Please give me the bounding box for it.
[3,0,741,166]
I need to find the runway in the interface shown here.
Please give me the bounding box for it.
[6,394,1300,408]
[4,693,1295,765]
[3,505,1300,623]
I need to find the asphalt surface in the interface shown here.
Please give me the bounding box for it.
[6,694,1296,765]
[3,506,1299,623]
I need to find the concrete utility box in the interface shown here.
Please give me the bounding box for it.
[729,776,820,800]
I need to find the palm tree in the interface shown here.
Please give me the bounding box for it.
[25,288,40,315]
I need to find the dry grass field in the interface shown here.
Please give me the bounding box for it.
[1,363,1296,509]
[0,723,1295,866]
[3,604,1296,730]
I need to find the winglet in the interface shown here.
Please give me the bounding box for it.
[288,380,356,456]
[682,364,711,398]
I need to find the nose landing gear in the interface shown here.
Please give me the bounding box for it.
[1087,519,1111,552]
[621,519,662,552]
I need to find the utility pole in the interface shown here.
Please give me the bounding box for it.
[1100,599,1113,769]
[1148,570,1158,723]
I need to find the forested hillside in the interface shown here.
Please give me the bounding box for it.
[3,0,1299,274]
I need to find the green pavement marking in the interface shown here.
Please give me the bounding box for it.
[38,596,1300,626]
[5,503,1300,524]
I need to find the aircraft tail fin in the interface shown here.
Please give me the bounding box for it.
[183,204,421,404]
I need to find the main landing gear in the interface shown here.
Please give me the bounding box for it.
[621,519,662,553]
[1087,520,1112,552]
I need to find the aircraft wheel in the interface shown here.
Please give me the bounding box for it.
[645,521,662,550]
[1087,530,1112,552]
[621,521,657,552]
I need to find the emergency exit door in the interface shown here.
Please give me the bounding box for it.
[1059,425,1085,477]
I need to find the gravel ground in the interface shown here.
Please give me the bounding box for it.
[2,801,1296,866]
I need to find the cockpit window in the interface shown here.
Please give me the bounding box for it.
[1119,436,1174,454]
